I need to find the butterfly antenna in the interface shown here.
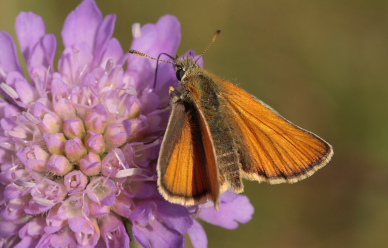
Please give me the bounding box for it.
[129,50,176,65]
[195,30,221,63]
[153,53,177,89]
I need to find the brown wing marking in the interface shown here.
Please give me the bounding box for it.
[220,81,333,184]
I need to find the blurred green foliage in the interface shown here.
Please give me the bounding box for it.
[1,0,387,247]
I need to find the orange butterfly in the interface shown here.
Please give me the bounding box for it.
[130,30,333,209]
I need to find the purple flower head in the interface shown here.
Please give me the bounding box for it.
[0,0,254,247]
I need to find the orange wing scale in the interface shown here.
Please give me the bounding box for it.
[220,80,333,184]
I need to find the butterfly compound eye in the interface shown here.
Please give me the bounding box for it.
[176,69,185,81]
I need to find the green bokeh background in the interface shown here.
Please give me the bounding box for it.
[1,1,387,247]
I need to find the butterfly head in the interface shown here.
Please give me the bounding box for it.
[174,56,199,81]
[174,30,221,82]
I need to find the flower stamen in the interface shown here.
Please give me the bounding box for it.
[0,82,19,99]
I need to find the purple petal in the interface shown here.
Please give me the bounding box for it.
[27,34,57,76]
[28,179,67,213]
[122,180,158,199]
[130,14,180,59]
[187,219,208,248]
[58,195,90,219]
[73,217,100,247]
[1,196,28,220]
[89,200,111,217]
[72,42,94,68]
[44,205,67,234]
[100,214,129,248]
[101,148,128,177]
[85,104,108,134]
[14,236,39,248]
[84,131,105,156]
[0,97,16,118]
[100,38,124,68]
[42,226,77,248]
[0,215,31,237]
[113,193,133,218]
[14,79,39,105]
[68,217,86,232]
[86,177,117,206]
[0,32,23,77]
[62,0,103,49]
[79,152,102,176]
[198,191,254,229]
[58,43,94,82]
[139,91,161,115]
[125,57,153,92]
[40,34,57,68]
[18,216,45,237]
[64,170,88,194]
[15,12,46,62]
[146,109,170,134]
[133,218,185,248]
[50,76,69,97]
[3,183,23,201]
[130,201,154,225]
[94,14,116,64]
[103,123,128,150]
[155,201,193,234]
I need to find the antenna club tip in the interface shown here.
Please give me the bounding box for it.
[128,49,137,54]
[214,30,221,39]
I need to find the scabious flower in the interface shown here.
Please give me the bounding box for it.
[0,0,254,247]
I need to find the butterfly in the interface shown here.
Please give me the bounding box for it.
[130,30,333,209]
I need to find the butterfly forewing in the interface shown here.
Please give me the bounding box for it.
[220,80,333,183]
[157,98,220,206]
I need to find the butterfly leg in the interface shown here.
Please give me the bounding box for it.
[157,86,181,110]
[169,86,182,104]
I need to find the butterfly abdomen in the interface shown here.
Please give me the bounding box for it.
[209,118,244,193]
